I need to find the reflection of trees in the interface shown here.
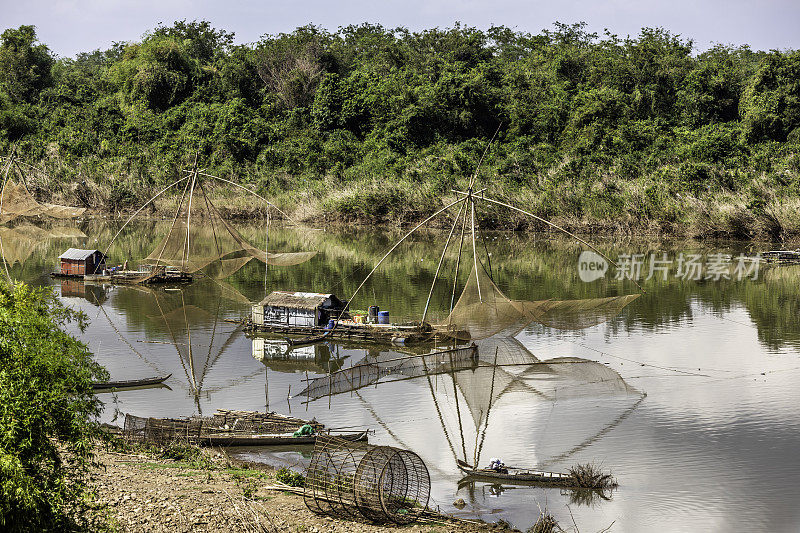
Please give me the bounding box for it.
[0,218,798,351]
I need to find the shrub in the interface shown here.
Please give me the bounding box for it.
[276,467,305,487]
[0,281,108,531]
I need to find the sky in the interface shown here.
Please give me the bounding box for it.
[1,0,798,58]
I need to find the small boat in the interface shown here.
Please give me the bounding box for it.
[122,410,370,448]
[195,430,369,447]
[456,459,574,486]
[762,250,800,264]
[93,374,172,391]
[287,331,331,347]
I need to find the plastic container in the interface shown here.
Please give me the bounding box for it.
[326,319,336,330]
[378,311,390,324]
[368,305,379,323]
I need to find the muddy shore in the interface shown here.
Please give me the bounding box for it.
[90,446,504,533]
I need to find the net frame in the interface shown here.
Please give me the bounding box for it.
[304,435,430,524]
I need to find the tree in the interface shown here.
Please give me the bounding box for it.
[0,281,108,531]
[740,51,800,142]
[0,25,53,103]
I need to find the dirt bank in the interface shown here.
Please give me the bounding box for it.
[90,447,502,532]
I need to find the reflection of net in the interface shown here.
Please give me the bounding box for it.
[144,185,315,278]
[296,345,478,401]
[439,262,639,339]
[0,224,88,265]
[0,180,85,223]
[304,435,430,524]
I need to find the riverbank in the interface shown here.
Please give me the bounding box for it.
[22,169,800,241]
[89,444,501,533]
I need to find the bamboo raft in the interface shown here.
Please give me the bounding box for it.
[52,270,193,284]
[246,320,468,346]
[456,459,575,486]
[122,410,368,447]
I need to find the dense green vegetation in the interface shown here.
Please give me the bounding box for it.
[0,280,107,531]
[0,21,799,237]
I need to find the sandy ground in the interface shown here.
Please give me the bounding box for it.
[90,448,506,533]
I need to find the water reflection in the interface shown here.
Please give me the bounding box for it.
[252,337,348,373]
[4,219,800,531]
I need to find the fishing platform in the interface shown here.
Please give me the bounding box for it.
[245,290,465,345]
[51,249,194,284]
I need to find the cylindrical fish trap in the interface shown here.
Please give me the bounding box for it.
[304,435,430,524]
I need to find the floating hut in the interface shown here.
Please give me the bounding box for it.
[57,248,106,277]
[252,291,347,328]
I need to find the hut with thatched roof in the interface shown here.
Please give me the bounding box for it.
[252,291,346,328]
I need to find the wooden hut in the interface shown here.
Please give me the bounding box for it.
[252,291,345,328]
[58,248,106,276]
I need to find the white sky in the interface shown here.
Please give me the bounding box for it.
[1,0,798,58]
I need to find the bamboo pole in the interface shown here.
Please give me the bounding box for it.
[470,195,482,302]
[467,193,646,292]
[332,196,469,326]
[183,157,199,272]
[98,176,191,273]
[421,199,466,324]
[449,194,470,316]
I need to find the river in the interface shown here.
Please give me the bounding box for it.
[4,218,800,532]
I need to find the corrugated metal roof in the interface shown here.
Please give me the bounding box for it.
[59,248,102,260]
[259,291,336,310]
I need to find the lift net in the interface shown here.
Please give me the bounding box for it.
[0,180,85,224]
[144,184,315,278]
[296,344,479,402]
[438,261,639,340]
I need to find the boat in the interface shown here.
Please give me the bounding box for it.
[93,373,172,391]
[762,250,800,264]
[286,331,331,347]
[122,410,370,448]
[456,459,575,486]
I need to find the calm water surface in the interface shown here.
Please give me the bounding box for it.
[5,219,800,532]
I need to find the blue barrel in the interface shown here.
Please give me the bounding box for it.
[378,311,390,324]
[326,319,336,330]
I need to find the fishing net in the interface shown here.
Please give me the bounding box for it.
[439,261,639,340]
[304,435,430,524]
[0,179,85,224]
[296,344,479,401]
[144,182,315,278]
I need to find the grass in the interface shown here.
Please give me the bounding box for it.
[568,463,618,490]
[275,467,306,487]
[528,511,561,533]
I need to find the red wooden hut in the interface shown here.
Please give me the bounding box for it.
[58,248,107,276]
